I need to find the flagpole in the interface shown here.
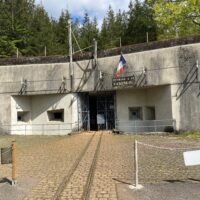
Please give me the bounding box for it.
[68,19,73,91]
[120,37,122,54]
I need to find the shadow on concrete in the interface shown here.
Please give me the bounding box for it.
[94,77,105,91]
[75,59,93,92]
[163,179,185,183]
[188,178,200,182]
[135,70,147,88]
[176,63,198,100]
[197,85,200,97]
[57,79,69,93]
[112,178,133,185]
[0,177,12,185]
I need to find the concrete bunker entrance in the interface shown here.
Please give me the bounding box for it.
[89,93,115,131]
[79,92,116,131]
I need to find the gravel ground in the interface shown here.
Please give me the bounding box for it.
[0,132,200,200]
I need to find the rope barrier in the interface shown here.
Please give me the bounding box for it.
[137,141,200,151]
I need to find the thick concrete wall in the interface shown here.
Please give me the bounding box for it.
[0,95,11,125]
[0,43,199,132]
[0,43,199,94]
[171,83,200,131]
[170,45,200,131]
[97,43,200,87]
[116,86,173,132]
[0,61,95,94]
[116,86,172,121]
[9,94,78,135]
[146,86,172,120]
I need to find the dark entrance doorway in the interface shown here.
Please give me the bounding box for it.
[89,93,115,131]
[89,95,98,130]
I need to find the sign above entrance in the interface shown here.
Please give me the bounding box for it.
[112,76,135,88]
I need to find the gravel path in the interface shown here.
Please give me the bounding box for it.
[0,133,200,200]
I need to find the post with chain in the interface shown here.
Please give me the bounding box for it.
[129,140,143,190]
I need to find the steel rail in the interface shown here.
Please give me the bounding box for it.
[52,132,95,200]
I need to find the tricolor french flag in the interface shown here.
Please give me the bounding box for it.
[115,54,126,77]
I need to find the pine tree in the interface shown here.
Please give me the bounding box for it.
[28,4,53,56]
[55,10,70,55]
[100,5,120,49]
[124,0,157,44]
[99,17,109,49]
[100,5,128,49]
[106,5,116,48]
[115,10,127,47]
[80,12,99,50]
[0,0,35,57]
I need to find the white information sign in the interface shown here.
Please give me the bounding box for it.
[183,150,200,166]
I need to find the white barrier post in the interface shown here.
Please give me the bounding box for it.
[129,140,143,190]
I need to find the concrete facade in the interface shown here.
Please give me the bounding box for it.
[116,86,173,132]
[9,94,78,135]
[0,43,200,134]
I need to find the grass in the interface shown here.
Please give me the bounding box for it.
[178,132,200,138]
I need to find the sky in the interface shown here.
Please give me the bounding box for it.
[35,0,130,26]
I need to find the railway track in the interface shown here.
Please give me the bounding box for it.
[52,131,103,200]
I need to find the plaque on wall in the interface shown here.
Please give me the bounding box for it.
[112,75,135,88]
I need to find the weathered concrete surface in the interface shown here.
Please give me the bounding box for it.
[0,43,199,94]
[10,94,78,135]
[117,182,200,200]
[0,177,39,200]
[116,85,173,132]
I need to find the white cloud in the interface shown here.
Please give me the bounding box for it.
[35,0,130,25]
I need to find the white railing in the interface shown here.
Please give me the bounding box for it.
[0,122,79,135]
[0,120,176,135]
[115,119,175,133]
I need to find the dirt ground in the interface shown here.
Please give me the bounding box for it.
[0,132,200,200]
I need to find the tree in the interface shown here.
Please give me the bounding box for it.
[54,10,70,55]
[148,0,200,39]
[115,10,128,46]
[0,36,16,57]
[0,0,35,57]
[80,12,99,50]
[28,4,53,56]
[124,0,157,44]
[100,5,126,49]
